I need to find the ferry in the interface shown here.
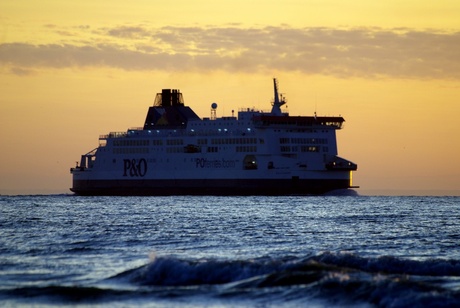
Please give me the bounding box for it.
[70,79,357,195]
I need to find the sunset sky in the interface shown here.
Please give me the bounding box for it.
[1,1,460,195]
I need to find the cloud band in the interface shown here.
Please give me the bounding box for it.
[1,26,459,79]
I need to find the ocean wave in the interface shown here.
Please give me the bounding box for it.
[112,252,460,286]
[109,255,294,286]
[105,253,460,307]
[3,253,460,307]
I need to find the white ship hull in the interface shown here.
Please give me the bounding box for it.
[71,156,353,195]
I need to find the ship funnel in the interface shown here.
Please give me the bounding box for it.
[154,89,184,107]
[271,78,286,116]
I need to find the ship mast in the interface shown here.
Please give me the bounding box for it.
[271,78,286,116]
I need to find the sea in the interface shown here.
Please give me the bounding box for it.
[1,193,460,307]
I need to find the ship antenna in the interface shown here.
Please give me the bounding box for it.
[273,78,280,106]
[271,78,286,116]
[315,93,318,117]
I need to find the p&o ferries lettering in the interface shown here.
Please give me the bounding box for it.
[195,158,236,169]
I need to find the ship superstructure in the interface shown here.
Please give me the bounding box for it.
[70,79,357,195]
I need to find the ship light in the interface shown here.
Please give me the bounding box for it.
[247,128,251,132]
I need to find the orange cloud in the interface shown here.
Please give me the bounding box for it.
[1,26,460,79]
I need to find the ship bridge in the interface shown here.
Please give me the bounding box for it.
[252,115,344,129]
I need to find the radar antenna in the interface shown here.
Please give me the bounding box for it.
[271,78,286,115]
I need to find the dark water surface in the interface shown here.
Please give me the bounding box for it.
[1,194,460,307]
